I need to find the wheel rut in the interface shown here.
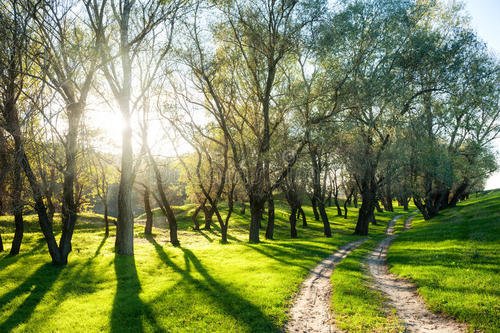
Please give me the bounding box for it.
[285,239,366,333]
[367,215,467,332]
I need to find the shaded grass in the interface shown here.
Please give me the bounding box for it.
[388,191,500,332]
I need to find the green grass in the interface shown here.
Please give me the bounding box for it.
[0,200,376,332]
[331,208,408,332]
[388,190,500,333]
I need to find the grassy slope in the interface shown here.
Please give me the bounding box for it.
[0,202,397,332]
[331,209,408,332]
[388,190,500,332]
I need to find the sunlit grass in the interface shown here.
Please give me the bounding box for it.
[0,201,365,332]
[388,190,500,332]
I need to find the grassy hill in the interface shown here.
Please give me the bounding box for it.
[388,190,500,332]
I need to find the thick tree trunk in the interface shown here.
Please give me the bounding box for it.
[59,107,83,264]
[289,206,298,238]
[265,196,275,239]
[354,178,376,236]
[353,194,358,208]
[143,186,153,236]
[448,180,468,208]
[10,161,23,256]
[115,110,135,255]
[203,205,214,230]
[374,200,383,213]
[249,198,264,243]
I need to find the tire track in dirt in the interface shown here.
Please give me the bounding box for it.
[285,238,366,333]
[367,215,467,332]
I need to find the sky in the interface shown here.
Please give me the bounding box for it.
[462,0,500,189]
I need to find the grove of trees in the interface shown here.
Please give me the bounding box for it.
[0,0,498,264]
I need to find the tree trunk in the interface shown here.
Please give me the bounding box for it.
[374,200,383,213]
[318,201,331,237]
[289,206,298,238]
[104,201,109,237]
[10,161,23,256]
[448,180,468,208]
[115,110,135,255]
[144,186,153,236]
[354,180,376,236]
[265,196,275,239]
[59,107,83,264]
[311,196,320,220]
[334,197,342,216]
[353,193,358,208]
[203,205,214,230]
[191,203,204,230]
[249,198,264,243]
[13,134,62,264]
[0,233,3,252]
[298,206,307,227]
[240,202,246,215]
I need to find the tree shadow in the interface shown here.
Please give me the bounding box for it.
[0,263,62,331]
[147,237,280,332]
[110,254,166,333]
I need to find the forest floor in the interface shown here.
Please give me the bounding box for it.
[0,191,498,332]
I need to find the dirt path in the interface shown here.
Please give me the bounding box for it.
[367,215,467,332]
[285,239,366,333]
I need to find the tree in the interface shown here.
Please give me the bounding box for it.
[86,0,185,254]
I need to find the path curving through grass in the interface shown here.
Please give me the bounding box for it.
[367,215,467,332]
[285,238,366,333]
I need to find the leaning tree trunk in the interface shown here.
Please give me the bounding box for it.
[191,202,204,231]
[318,201,331,237]
[297,206,307,227]
[334,196,342,216]
[143,186,153,236]
[310,196,320,220]
[13,133,62,263]
[10,160,24,256]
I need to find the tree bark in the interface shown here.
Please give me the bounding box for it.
[448,180,468,208]
[59,105,83,264]
[289,206,298,238]
[310,196,320,220]
[203,205,214,230]
[143,186,153,236]
[191,202,204,230]
[10,158,23,256]
[354,175,377,236]
[298,206,307,227]
[265,196,275,239]
[104,201,109,237]
[318,201,331,237]
[249,198,264,243]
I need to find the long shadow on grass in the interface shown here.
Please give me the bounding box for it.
[0,263,62,331]
[111,254,166,333]
[147,237,280,332]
